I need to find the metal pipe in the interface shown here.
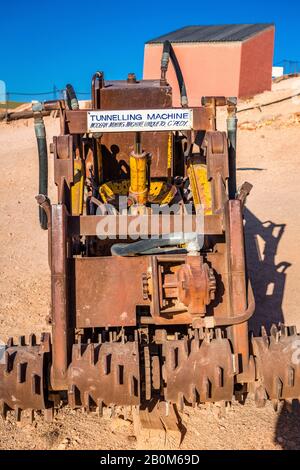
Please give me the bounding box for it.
[33,102,48,229]
[65,84,79,110]
[36,195,52,268]
[91,71,104,109]
[227,97,238,199]
[160,40,188,107]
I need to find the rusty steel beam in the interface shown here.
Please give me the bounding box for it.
[67,213,223,237]
[50,204,72,390]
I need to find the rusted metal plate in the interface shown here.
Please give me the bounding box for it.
[252,326,300,401]
[67,340,140,407]
[0,334,51,415]
[164,335,235,405]
[99,80,172,178]
[75,256,148,328]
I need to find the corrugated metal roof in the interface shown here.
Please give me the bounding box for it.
[146,24,274,44]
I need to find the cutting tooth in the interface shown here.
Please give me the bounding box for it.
[194,329,199,342]
[40,332,51,352]
[254,385,267,408]
[83,391,91,412]
[215,328,222,340]
[160,401,170,417]
[7,337,14,348]
[191,337,199,353]
[68,384,76,409]
[225,401,232,413]
[270,324,279,342]
[261,325,267,337]
[18,336,26,346]
[77,346,82,359]
[15,406,22,422]
[272,399,279,412]
[289,325,297,336]
[199,328,205,340]
[29,334,36,347]
[204,330,211,344]
[178,393,184,412]
[191,387,197,407]
[97,399,103,417]
[279,324,288,336]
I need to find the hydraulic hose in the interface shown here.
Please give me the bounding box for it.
[161,40,188,107]
[65,84,79,110]
[32,102,48,230]
[111,233,199,256]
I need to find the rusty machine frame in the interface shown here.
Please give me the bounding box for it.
[1,48,300,422]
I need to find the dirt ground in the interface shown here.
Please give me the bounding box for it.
[0,77,300,450]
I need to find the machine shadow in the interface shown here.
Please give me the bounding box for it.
[244,207,291,334]
[274,401,300,449]
[244,208,300,449]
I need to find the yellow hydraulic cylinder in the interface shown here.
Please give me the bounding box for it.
[71,159,84,215]
[188,162,212,215]
[129,151,148,205]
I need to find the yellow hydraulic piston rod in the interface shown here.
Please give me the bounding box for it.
[129,132,149,205]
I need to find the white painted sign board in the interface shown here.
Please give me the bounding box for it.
[87,108,193,133]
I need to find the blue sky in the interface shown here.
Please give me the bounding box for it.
[0,0,299,101]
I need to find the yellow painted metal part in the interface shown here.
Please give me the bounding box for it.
[167,132,172,177]
[71,159,84,215]
[99,179,177,206]
[188,163,212,215]
[129,152,148,204]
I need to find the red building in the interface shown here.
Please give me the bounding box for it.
[143,24,275,106]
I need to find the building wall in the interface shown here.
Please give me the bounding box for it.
[143,27,275,104]
[143,42,242,107]
[239,28,275,97]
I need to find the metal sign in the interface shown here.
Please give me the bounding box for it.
[87,108,193,133]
